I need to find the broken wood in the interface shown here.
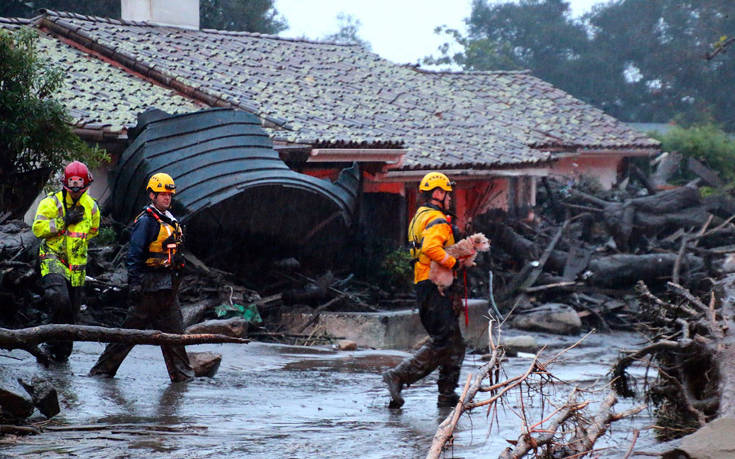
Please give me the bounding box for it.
[519,219,569,291]
[586,253,703,288]
[297,294,348,333]
[427,351,500,459]
[185,318,249,338]
[0,324,250,352]
[498,389,587,459]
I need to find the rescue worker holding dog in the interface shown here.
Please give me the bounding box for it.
[383,172,465,408]
[33,161,100,362]
[90,172,193,382]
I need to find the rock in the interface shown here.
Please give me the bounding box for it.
[499,335,538,356]
[337,340,357,351]
[17,376,59,418]
[0,386,34,419]
[185,318,249,337]
[187,351,222,378]
[678,417,735,459]
[511,303,582,335]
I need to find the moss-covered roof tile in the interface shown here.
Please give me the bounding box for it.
[4,11,658,169]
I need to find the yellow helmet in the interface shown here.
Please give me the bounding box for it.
[146,172,176,194]
[419,172,454,192]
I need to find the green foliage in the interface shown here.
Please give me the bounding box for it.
[0,0,119,18]
[322,13,371,49]
[653,124,735,183]
[91,226,118,246]
[377,248,414,293]
[424,0,735,131]
[200,0,287,34]
[1,0,286,35]
[0,27,107,216]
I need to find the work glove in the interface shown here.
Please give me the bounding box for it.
[64,206,84,226]
[127,284,143,308]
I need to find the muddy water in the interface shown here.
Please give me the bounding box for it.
[0,331,657,458]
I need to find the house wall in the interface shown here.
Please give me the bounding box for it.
[549,155,624,190]
[405,177,513,233]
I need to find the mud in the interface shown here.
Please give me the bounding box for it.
[0,331,656,458]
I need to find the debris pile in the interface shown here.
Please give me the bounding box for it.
[470,177,735,335]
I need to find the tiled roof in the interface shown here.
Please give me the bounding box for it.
[36,10,549,169]
[431,70,660,150]
[0,17,202,133]
[5,11,659,169]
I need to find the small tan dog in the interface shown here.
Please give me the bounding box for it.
[429,232,490,294]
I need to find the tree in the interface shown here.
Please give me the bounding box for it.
[0,1,119,18]
[653,124,735,183]
[199,0,287,34]
[322,13,371,49]
[425,0,735,131]
[425,0,590,97]
[585,0,735,127]
[1,0,287,35]
[0,28,107,218]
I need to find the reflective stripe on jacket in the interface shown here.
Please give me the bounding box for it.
[32,190,100,287]
[407,204,456,284]
[127,206,183,287]
[143,210,182,268]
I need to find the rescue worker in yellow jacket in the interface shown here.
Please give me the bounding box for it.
[33,161,100,362]
[383,172,465,408]
[89,172,194,382]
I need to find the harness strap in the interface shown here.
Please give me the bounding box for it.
[463,269,469,327]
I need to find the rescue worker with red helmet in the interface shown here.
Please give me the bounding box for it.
[90,172,193,382]
[32,161,99,362]
[382,172,466,408]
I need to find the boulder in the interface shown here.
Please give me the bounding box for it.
[17,376,59,418]
[337,340,357,351]
[511,303,582,335]
[678,417,735,459]
[499,335,538,356]
[187,351,222,378]
[0,386,34,419]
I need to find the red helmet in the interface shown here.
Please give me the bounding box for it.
[63,161,93,192]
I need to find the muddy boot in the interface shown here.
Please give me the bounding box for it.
[437,392,460,407]
[382,371,404,409]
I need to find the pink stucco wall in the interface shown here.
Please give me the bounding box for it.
[549,155,624,190]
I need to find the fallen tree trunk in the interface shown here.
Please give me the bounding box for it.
[572,185,701,251]
[427,352,500,459]
[714,275,735,418]
[0,324,250,349]
[586,253,703,288]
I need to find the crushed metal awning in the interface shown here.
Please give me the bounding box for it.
[109,108,360,267]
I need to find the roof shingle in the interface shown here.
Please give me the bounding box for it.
[4,10,659,170]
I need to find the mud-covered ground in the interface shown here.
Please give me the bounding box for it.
[0,331,656,458]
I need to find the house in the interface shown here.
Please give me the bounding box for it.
[3,1,659,249]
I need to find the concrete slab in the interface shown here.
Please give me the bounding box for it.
[280,299,492,350]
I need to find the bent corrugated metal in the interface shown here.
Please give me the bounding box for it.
[110,108,359,257]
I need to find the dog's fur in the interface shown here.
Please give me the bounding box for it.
[429,232,490,294]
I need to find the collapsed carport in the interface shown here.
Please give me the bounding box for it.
[108,108,360,273]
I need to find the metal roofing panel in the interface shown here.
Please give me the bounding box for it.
[110,108,359,265]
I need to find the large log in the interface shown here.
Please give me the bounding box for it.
[586,253,703,288]
[633,206,714,232]
[714,275,735,418]
[0,324,250,350]
[572,185,702,251]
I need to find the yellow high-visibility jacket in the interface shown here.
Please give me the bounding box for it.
[408,204,456,284]
[32,190,100,286]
